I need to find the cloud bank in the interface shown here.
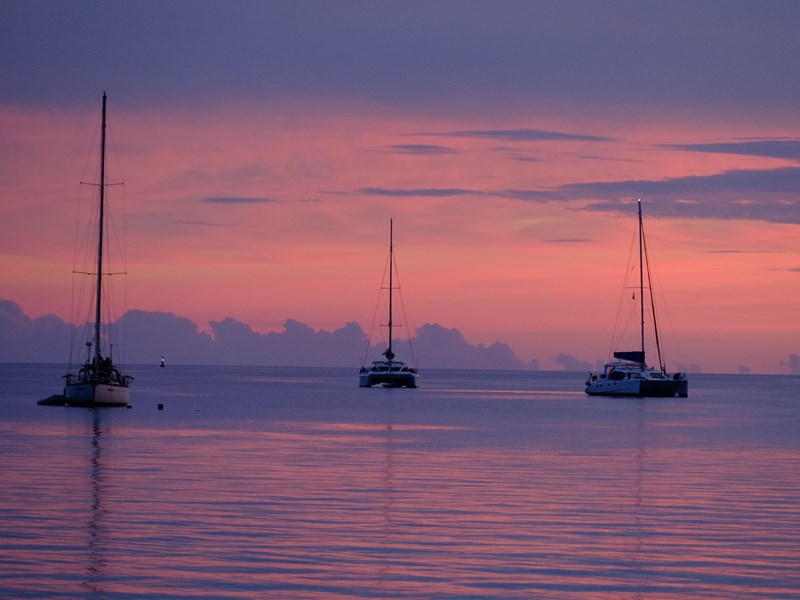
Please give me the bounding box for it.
[0,299,530,370]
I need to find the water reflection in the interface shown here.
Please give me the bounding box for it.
[3,367,800,598]
[376,422,394,591]
[632,399,646,599]
[81,410,107,597]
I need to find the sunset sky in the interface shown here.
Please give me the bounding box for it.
[2,1,799,373]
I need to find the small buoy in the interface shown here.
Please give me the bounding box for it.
[157,403,164,411]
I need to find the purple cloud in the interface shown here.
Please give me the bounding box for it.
[422,128,614,143]
[359,187,475,198]
[664,139,800,161]
[386,144,458,155]
[202,197,275,204]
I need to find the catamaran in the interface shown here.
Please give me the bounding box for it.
[585,200,687,398]
[359,220,419,388]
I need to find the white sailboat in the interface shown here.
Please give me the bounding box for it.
[62,93,133,407]
[359,219,419,388]
[585,200,687,398]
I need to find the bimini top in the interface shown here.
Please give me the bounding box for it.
[613,351,644,363]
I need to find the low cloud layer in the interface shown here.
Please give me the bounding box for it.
[0,299,530,370]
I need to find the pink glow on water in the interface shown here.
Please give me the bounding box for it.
[2,366,799,598]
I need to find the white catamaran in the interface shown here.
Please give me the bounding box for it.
[585,200,687,398]
[359,219,419,388]
[62,93,133,407]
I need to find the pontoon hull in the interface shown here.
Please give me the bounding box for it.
[585,376,687,398]
[359,373,418,388]
[359,362,419,388]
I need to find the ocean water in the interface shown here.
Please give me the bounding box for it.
[1,364,798,599]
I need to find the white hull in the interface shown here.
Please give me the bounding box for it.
[64,382,129,407]
[585,377,642,396]
[585,364,687,398]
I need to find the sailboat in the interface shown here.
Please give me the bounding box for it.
[62,93,133,407]
[359,219,419,388]
[585,200,687,398]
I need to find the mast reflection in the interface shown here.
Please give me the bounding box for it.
[377,401,396,594]
[632,399,647,598]
[81,410,107,596]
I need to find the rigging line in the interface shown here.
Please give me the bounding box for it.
[74,105,102,275]
[69,181,96,372]
[120,268,128,368]
[363,250,392,362]
[649,255,683,369]
[103,187,126,273]
[102,202,128,363]
[99,123,128,364]
[106,118,129,273]
[392,250,418,369]
[69,184,88,371]
[68,264,77,371]
[642,223,665,372]
[608,229,637,360]
[69,98,108,369]
[72,269,94,367]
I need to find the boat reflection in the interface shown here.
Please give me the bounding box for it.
[81,410,107,596]
[632,399,646,599]
[376,421,394,590]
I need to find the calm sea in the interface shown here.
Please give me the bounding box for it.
[1,364,798,599]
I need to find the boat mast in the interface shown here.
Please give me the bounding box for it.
[638,199,645,367]
[92,92,108,367]
[642,204,665,372]
[387,218,394,361]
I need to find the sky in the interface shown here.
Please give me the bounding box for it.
[1,0,799,374]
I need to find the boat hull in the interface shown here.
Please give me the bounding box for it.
[640,378,688,398]
[585,376,687,398]
[64,382,129,407]
[359,373,418,388]
[359,363,419,388]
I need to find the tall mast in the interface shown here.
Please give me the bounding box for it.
[94,92,107,365]
[638,199,645,366]
[387,218,394,360]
